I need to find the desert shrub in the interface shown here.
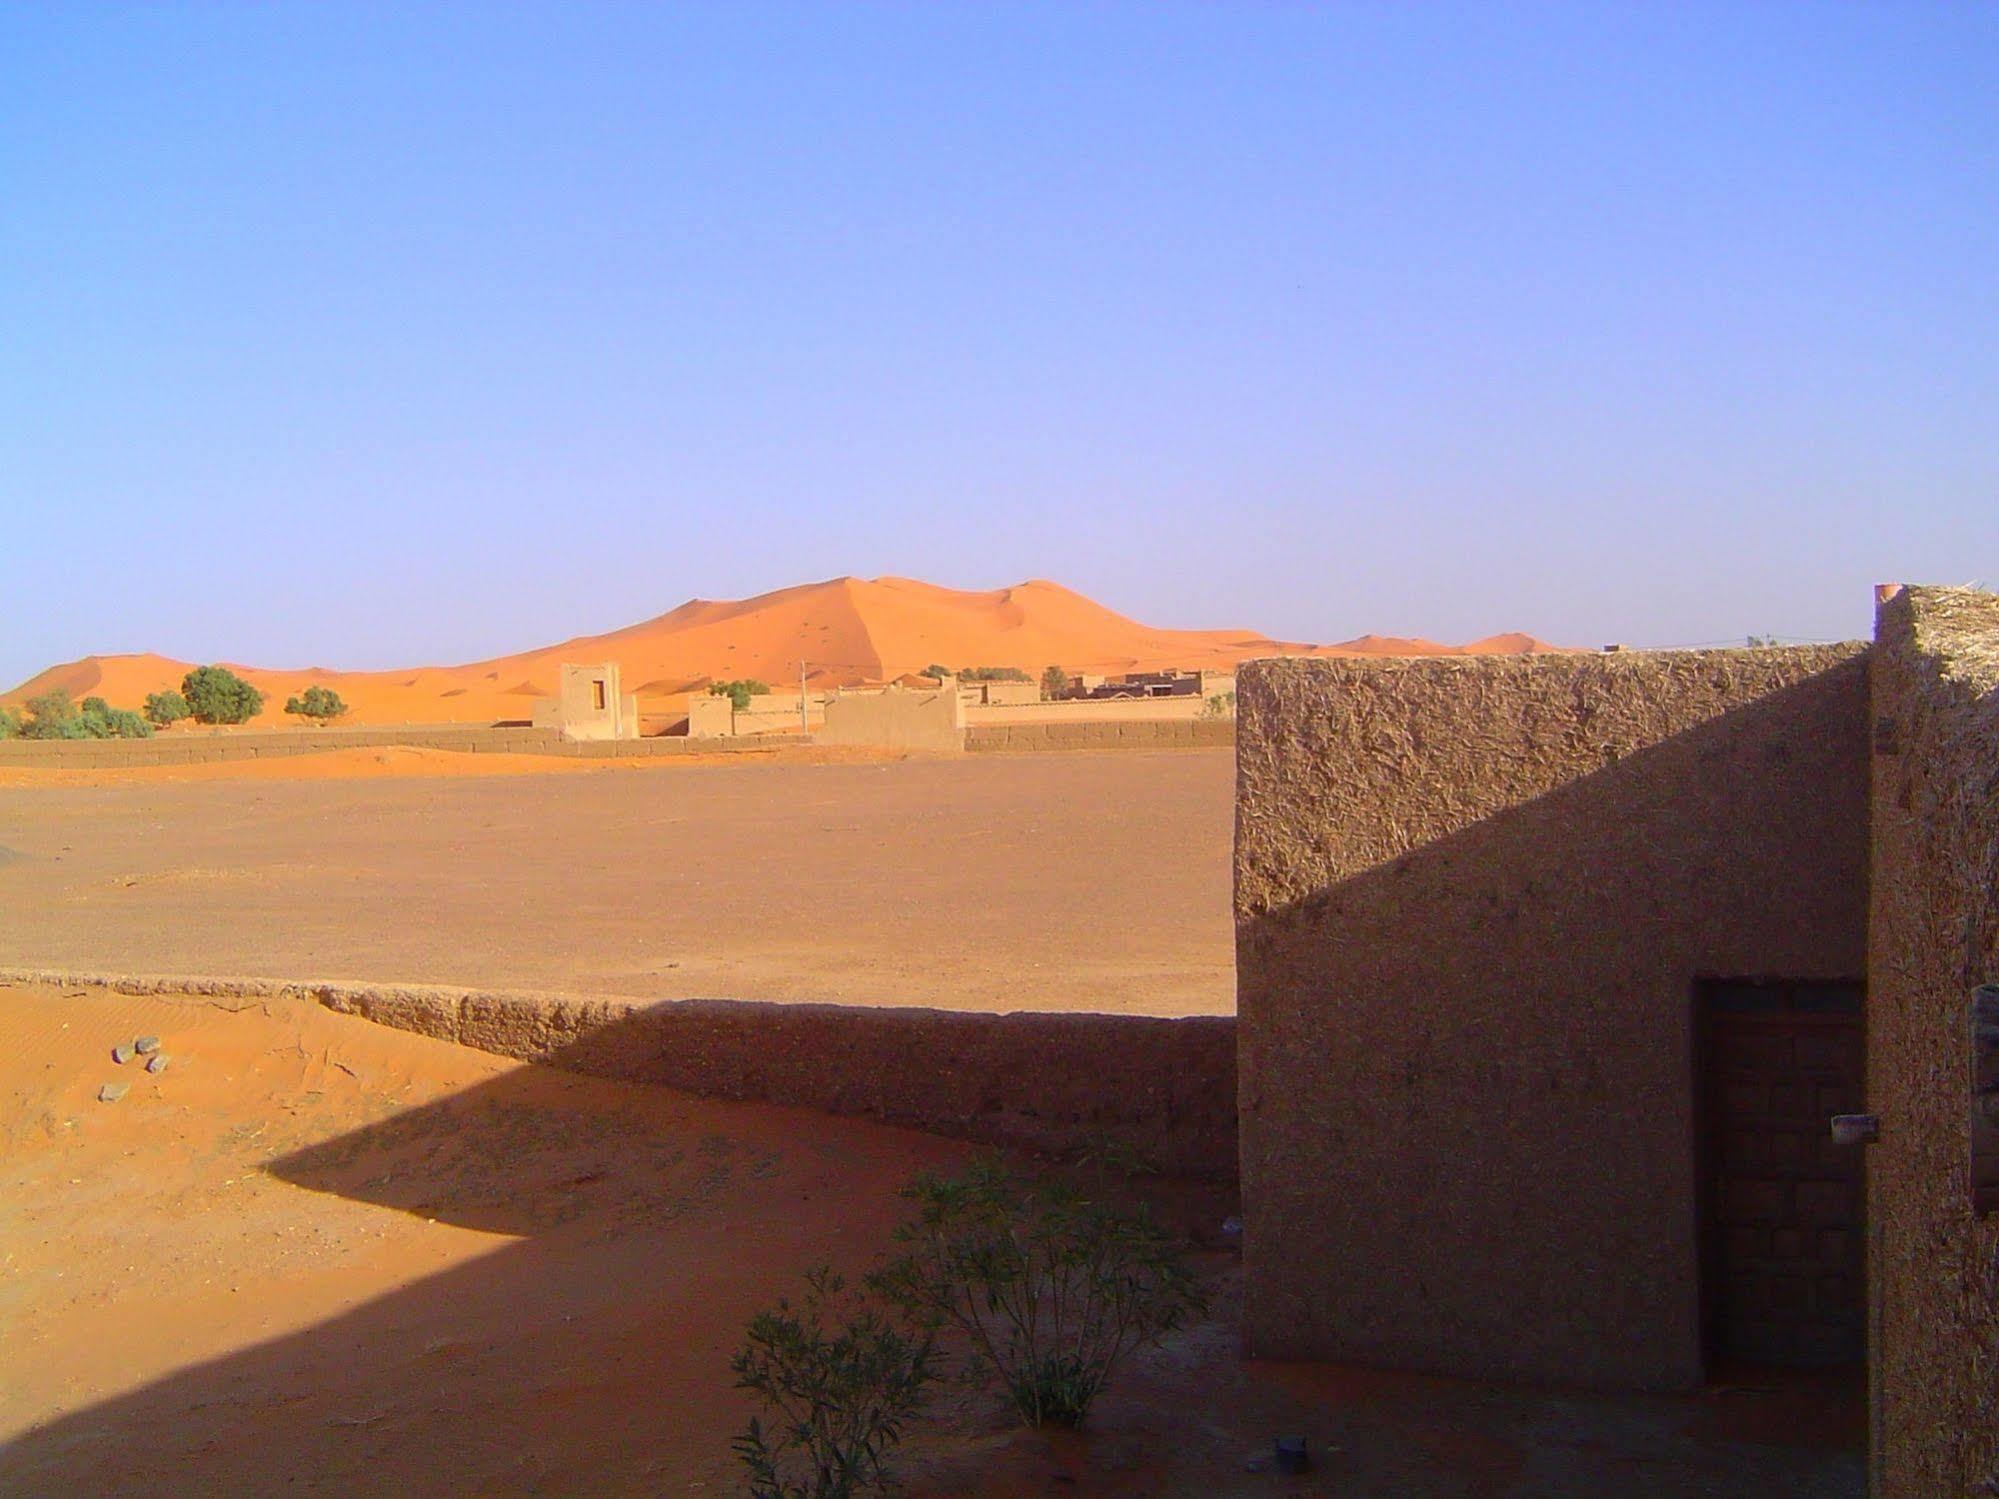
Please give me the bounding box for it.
[731,1266,936,1499]
[0,705,18,739]
[709,678,772,713]
[1198,691,1236,720]
[284,684,347,722]
[1040,665,1070,700]
[869,1157,1206,1429]
[144,689,190,727]
[17,690,151,739]
[957,666,1031,683]
[85,701,152,738]
[181,665,264,724]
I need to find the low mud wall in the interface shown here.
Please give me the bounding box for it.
[1,969,1237,1180]
[0,726,793,768]
[966,698,1212,726]
[965,719,1234,753]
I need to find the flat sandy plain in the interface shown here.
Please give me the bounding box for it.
[0,747,1236,1015]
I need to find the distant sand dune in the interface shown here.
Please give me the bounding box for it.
[3,575,1563,728]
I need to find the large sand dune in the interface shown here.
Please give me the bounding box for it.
[4,575,1561,728]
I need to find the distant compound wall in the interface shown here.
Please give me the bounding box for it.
[0,724,785,768]
[731,693,828,736]
[1867,586,1999,1497]
[966,696,1213,725]
[965,718,1234,753]
[685,693,734,738]
[1234,645,1870,1389]
[820,689,965,752]
[4,969,1237,1180]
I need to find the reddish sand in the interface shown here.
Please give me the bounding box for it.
[0,980,1862,1496]
[3,575,1563,728]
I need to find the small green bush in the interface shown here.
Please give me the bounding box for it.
[870,1157,1206,1429]
[0,704,21,739]
[144,689,191,727]
[181,665,264,725]
[1198,691,1236,720]
[709,678,772,713]
[284,685,347,722]
[732,1266,935,1499]
[1040,665,1070,700]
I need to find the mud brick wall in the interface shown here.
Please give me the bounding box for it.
[3,969,1237,1180]
[1867,586,1999,1497]
[1234,644,1870,1389]
[965,719,1234,753]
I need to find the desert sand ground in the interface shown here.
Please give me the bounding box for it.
[0,980,1861,1497]
[0,748,1235,1015]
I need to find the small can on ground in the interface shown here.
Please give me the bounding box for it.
[1274,1436,1310,1476]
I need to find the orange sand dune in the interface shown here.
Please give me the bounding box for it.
[4,576,1564,728]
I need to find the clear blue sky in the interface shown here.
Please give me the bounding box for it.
[4,4,1993,686]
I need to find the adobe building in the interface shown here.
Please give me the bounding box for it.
[1234,585,1999,1497]
[531,663,637,741]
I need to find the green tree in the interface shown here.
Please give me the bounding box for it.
[181,665,264,725]
[1040,665,1070,700]
[959,666,1031,683]
[0,705,19,739]
[143,690,191,727]
[709,678,772,713]
[20,689,83,739]
[923,664,952,681]
[284,685,347,722]
[19,690,151,739]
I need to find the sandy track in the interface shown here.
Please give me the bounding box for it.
[0,748,1235,1015]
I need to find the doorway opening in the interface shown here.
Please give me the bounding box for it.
[1696,978,1866,1370]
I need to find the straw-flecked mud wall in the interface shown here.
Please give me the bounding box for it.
[1234,644,1870,1389]
[1867,586,1999,1497]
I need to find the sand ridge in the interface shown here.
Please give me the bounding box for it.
[3,575,1563,728]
